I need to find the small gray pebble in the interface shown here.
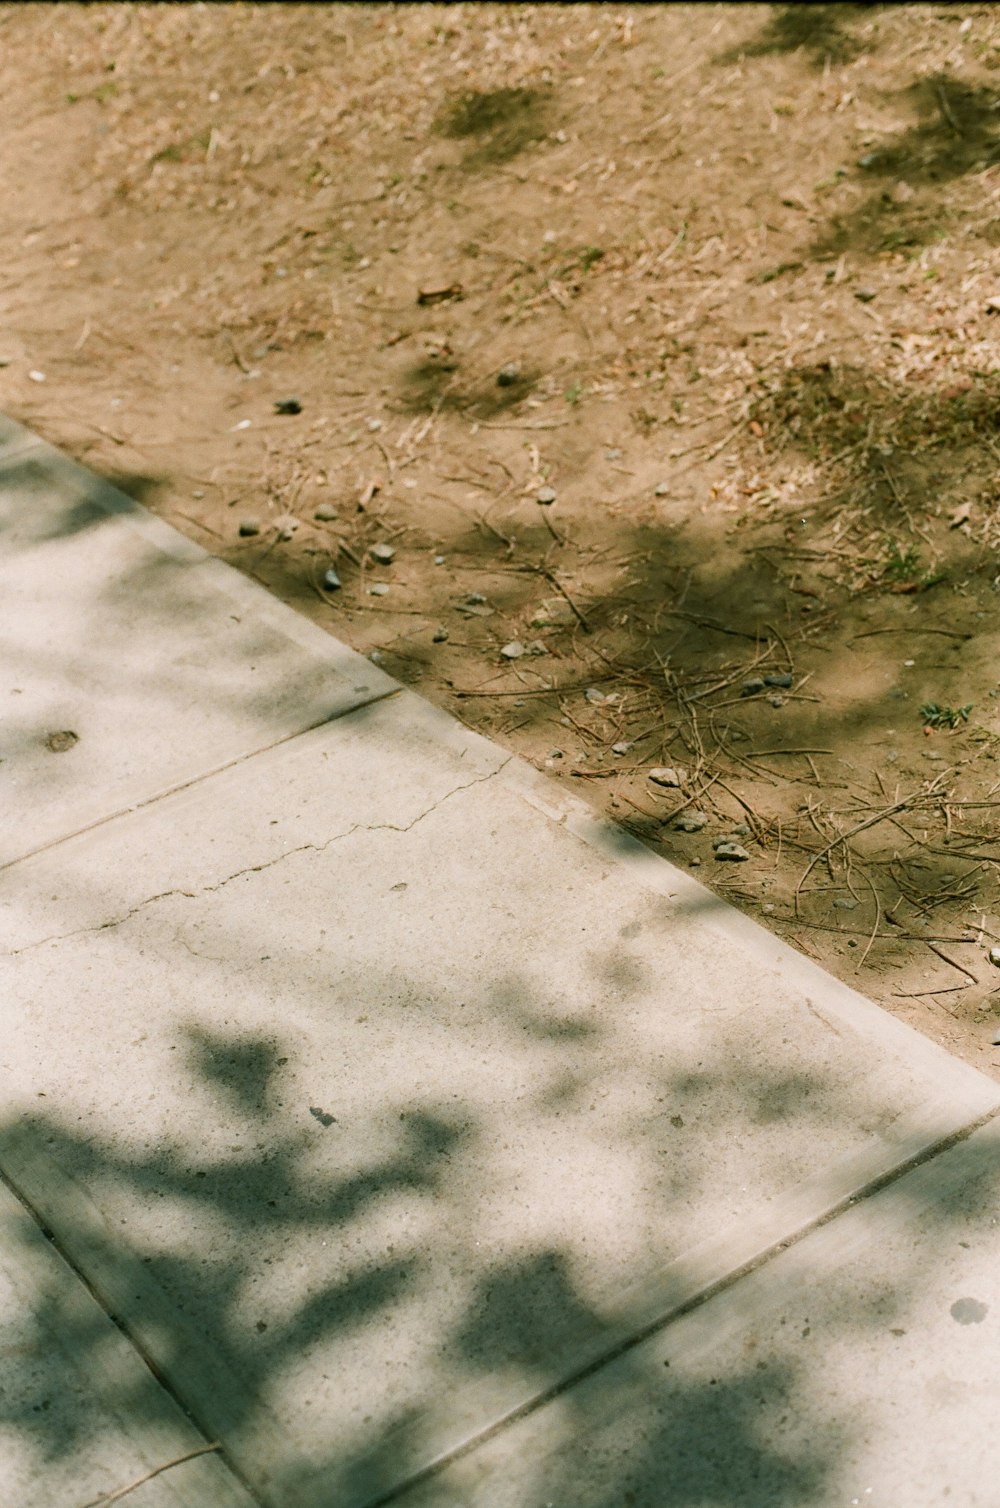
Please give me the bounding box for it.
[605,448,622,461]
[369,583,390,596]
[192,489,205,499]
[768,694,785,708]
[714,841,750,862]
[764,672,794,689]
[239,518,261,537]
[674,810,708,832]
[741,678,766,696]
[322,567,342,591]
[690,857,702,868]
[548,748,564,759]
[466,593,487,605]
[497,363,521,387]
[649,766,686,788]
[315,503,338,522]
[434,554,446,565]
[501,641,525,660]
[612,741,631,756]
[989,946,1000,967]
[527,640,548,656]
[835,898,859,911]
[584,687,606,704]
[369,650,385,664]
[993,1027,1000,1046]
[858,152,880,168]
[536,485,557,505]
[854,288,877,303]
[371,543,396,564]
[432,626,449,643]
[731,823,750,836]
[654,482,669,497]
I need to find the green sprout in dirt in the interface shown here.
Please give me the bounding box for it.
[881,539,947,590]
[883,539,922,581]
[920,702,973,729]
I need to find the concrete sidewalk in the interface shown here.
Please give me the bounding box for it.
[2,417,999,1508]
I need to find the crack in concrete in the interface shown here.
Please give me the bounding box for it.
[5,758,511,958]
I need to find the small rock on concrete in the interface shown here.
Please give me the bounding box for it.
[674,810,708,832]
[649,766,687,788]
[274,398,303,415]
[322,567,341,591]
[536,485,557,505]
[45,730,79,753]
[741,678,766,697]
[501,641,526,660]
[370,543,396,564]
[496,363,520,387]
[714,841,750,862]
[238,518,261,537]
[314,504,338,522]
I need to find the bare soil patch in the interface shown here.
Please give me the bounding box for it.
[4,2,1000,1073]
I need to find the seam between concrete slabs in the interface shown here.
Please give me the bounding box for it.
[357,1098,1000,1508]
[4,752,513,957]
[0,1162,267,1508]
[0,686,402,876]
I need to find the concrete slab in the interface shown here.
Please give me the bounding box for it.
[0,441,396,866]
[0,1175,254,1508]
[397,1113,1000,1508]
[1,691,997,1508]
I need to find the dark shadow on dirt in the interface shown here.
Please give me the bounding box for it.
[433,86,555,169]
[396,354,540,418]
[811,73,1000,258]
[719,3,878,68]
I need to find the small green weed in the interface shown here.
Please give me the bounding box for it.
[920,702,972,729]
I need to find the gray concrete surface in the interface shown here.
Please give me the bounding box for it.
[397,1116,1000,1508]
[2,688,997,1507]
[0,1176,253,1508]
[3,421,1000,1508]
[0,435,395,867]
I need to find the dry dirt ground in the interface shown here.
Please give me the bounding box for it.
[4,2,1000,1075]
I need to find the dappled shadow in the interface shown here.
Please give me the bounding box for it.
[719,4,876,68]
[811,72,1000,258]
[433,86,554,169]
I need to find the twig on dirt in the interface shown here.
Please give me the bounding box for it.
[77,1443,221,1508]
[537,568,591,633]
[850,627,971,640]
[743,747,834,758]
[936,82,963,136]
[925,941,979,986]
[225,332,251,374]
[794,785,945,917]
